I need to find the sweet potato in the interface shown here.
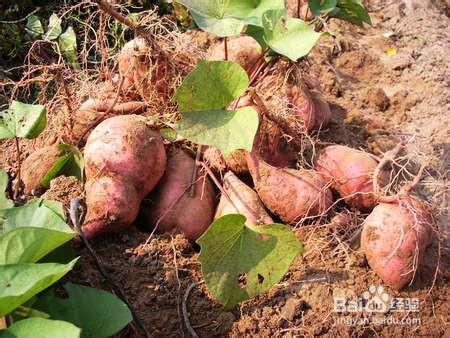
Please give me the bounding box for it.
[215,171,273,226]
[118,38,151,97]
[315,145,387,211]
[361,197,435,290]
[247,153,333,224]
[206,36,262,74]
[22,145,62,194]
[139,148,216,241]
[285,83,331,131]
[82,115,166,239]
[72,98,146,144]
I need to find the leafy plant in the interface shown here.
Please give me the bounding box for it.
[0,172,132,335]
[0,101,46,139]
[174,60,259,156]
[198,215,303,309]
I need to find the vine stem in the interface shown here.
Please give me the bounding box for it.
[224,37,229,61]
[69,198,151,338]
[92,0,139,32]
[13,137,21,200]
[189,146,202,197]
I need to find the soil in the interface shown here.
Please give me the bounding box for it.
[1,1,449,337]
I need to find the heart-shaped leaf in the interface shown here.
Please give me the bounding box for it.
[35,283,132,338]
[178,0,285,33]
[0,259,77,317]
[0,318,80,338]
[25,15,44,38]
[174,60,249,112]
[262,9,321,61]
[331,0,371,26]
[308,0,338,16]
[44,13,62,41]
[175,106,259,156]
[0,227,75,265]
[190,12,245,37]
[0,198,69,234]
[0,101,46,140]
[58,27,80,69]
[197,214,303,309]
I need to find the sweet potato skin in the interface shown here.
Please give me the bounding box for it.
[22,145,62,194]
[84,115,166,193]
[215,171,273,226]
[315,145,387,211]
[247,153,333,224]
[206,36,262,74]
[82,115,167,238]
[361,197,434,290]
[83,176,141,239]
[140,148,216,241]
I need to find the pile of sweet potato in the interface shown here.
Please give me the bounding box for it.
[21,35,436,292]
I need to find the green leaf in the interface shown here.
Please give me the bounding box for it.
[0,101,46,140]
[34,283,132,338]
[331,0,371,26]
[0,170,12,210]
[178,0,285,29]
[58,26,80,69]
[0,227,75,265]
[190,12,244,37]
[197,215,303,309]
[0,259,78,317]
[25,15,44,38]
[0,198,70,234]
[245,25,268,50]
[308,0,338,16]
[44,13,62,41]
[262,10,321,61]
[174,60,249,112]
[175,106,259,156]
[0,318,80,338]
[40,144,84,188]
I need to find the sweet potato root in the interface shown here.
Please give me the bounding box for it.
[361,197,435,290]
[247,153,333,224]
[139,148,216,241]
[72,98,146,144]
[215,171,273,226]
[206,36,262,74]
[315,145,387,210]
[118,37,152,97]
[82,115,166,239]
[22,145,62,194]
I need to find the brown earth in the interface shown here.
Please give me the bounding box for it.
[1,0,449,337]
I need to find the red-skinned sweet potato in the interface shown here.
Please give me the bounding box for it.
[315,145,387,211]
[361,197,435,290]
[215,171,273,226]
[139,148,216,241]
[72,98,146,144]
[82,115,166,239]
[247,153,333,224]
[206,36,262,74]
[118,37,151,97]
